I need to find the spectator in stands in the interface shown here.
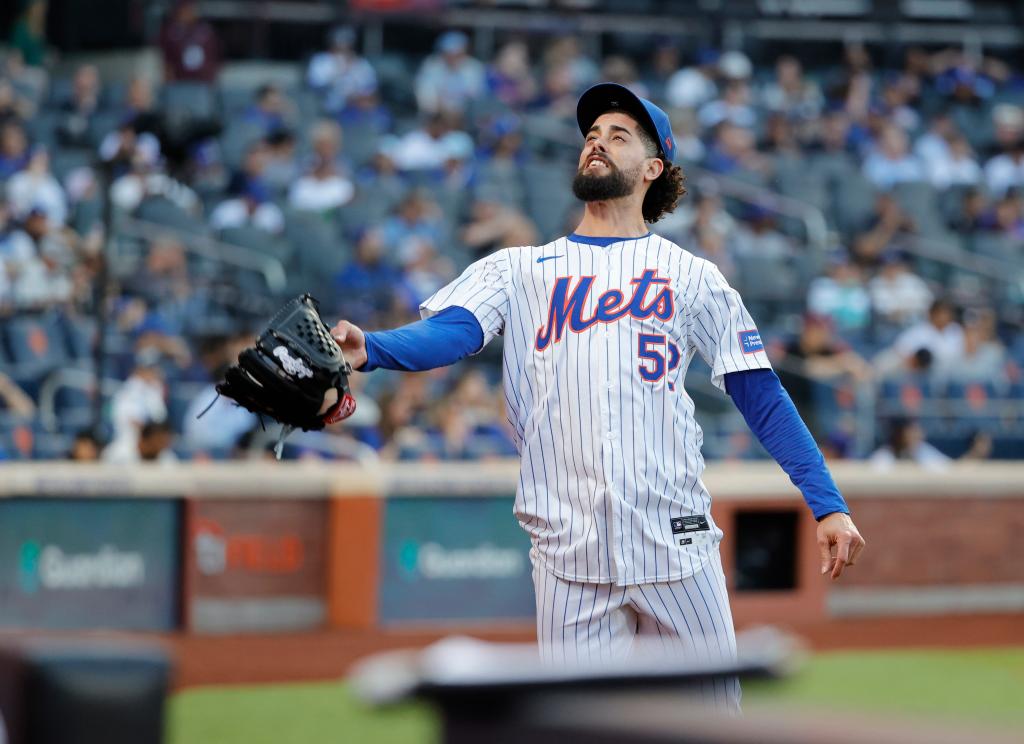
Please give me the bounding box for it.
[353,142,406,219]
[984,128,1024,198]
[776,313,871,438]
[868,251,933,332]
[869,417,950,470]
[877,75,920,133]
[8,0,47,68]
[530,62,578,119]
[600,55,649,99]
[106,420,177,464]
[863,123,924,189]
[332,227,400,325]
[665,48,719,111]
[260,128,299,194]
[335,75,391,136]
[474,114,527,209]
[0,76,35,123]
[110,141,199,215]
[948,186,987,235]
[56,63,102,149]
[461,196,538,259]
[121,75,156,122]
[104,348,169,461]
[486,40,537,110]
[944,307,1008,390]
[395,237,452,312]
[390,112,473,173]
[5,146,67,226]
[541,36,599,95]
[698,79,756,131]
[913,111,955,164]
[183,334,257,454]
[414,31,485,116]
[980,191,1024,240]
[662,188,736,253]
[703,121,769,183]
[210,179,283,235]
[806,253,872,338]
[0,120,29,178]
[5,205,73,309]
[307,25,377,115]
[243,83,295,137]
[68,430,101,461]
[922,132,981,190]
[641,38,679,104]
[733,203,796,260]
[289,152,355,215]
[884,298,964,375]
[380,190,447,256]
[288,121,355,214]
[760,55,823,124]
[159,0,222,83]
[99,117,162,179]
[122,236,193,325]
[852,193,916,268]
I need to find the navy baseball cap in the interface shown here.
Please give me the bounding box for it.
[577,82,676,163]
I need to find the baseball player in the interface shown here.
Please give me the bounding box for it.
[331,83,865,711]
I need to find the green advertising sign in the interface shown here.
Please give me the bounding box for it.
[0,498,181,630]
[379,496,535,623]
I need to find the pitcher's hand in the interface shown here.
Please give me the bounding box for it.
[330,320,368,370]
[817,512,866,580]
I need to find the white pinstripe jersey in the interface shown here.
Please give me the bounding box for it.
[421,233,772,586]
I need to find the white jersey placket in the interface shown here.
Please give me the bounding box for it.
[595,241,624,583]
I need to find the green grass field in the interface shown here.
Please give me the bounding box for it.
[167,647,1024,744]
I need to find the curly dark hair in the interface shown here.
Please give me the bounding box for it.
[642,163,686,223]
[632,117,687,223]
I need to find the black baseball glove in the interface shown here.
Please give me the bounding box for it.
[216,294,356,454]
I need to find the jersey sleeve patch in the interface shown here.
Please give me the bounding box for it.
[738,330,764,355]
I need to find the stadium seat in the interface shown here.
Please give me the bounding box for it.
[892,181,945,236]
[60,313,98,362]
[219,225,295,265]
[159,82,220,134]
[3,313,68,375]
[285,210,351,284]
[50,148,94,182]
[970,233,1018,263]
[135,197,208,236]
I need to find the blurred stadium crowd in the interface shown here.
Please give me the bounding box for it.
[1,0,1023,464]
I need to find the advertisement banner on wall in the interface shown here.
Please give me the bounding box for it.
[0,498,180,630]
[186,499,328,632]
[379,496,534,624]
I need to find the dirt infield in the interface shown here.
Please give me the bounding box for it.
[161,613,1024,688]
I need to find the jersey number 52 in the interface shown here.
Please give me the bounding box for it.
[637,334,682,392]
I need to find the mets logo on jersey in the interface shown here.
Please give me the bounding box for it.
[535,269,674,351]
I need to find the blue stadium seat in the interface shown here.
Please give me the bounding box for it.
[3,313,68,374]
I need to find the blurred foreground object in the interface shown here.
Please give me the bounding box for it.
[0,638,171,744]
[351,627,1017,744]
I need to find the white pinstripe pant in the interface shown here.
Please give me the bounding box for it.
[530,548,741,714]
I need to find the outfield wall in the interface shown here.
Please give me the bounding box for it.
[0,462,1020,633]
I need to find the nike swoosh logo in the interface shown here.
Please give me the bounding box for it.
[536,255,563,264]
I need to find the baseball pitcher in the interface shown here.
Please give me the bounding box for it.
[232,82,867,712]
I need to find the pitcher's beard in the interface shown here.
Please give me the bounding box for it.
[572,161,641,202]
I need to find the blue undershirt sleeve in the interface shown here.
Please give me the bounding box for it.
[360,306,484,373]
[724,368,849,520]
